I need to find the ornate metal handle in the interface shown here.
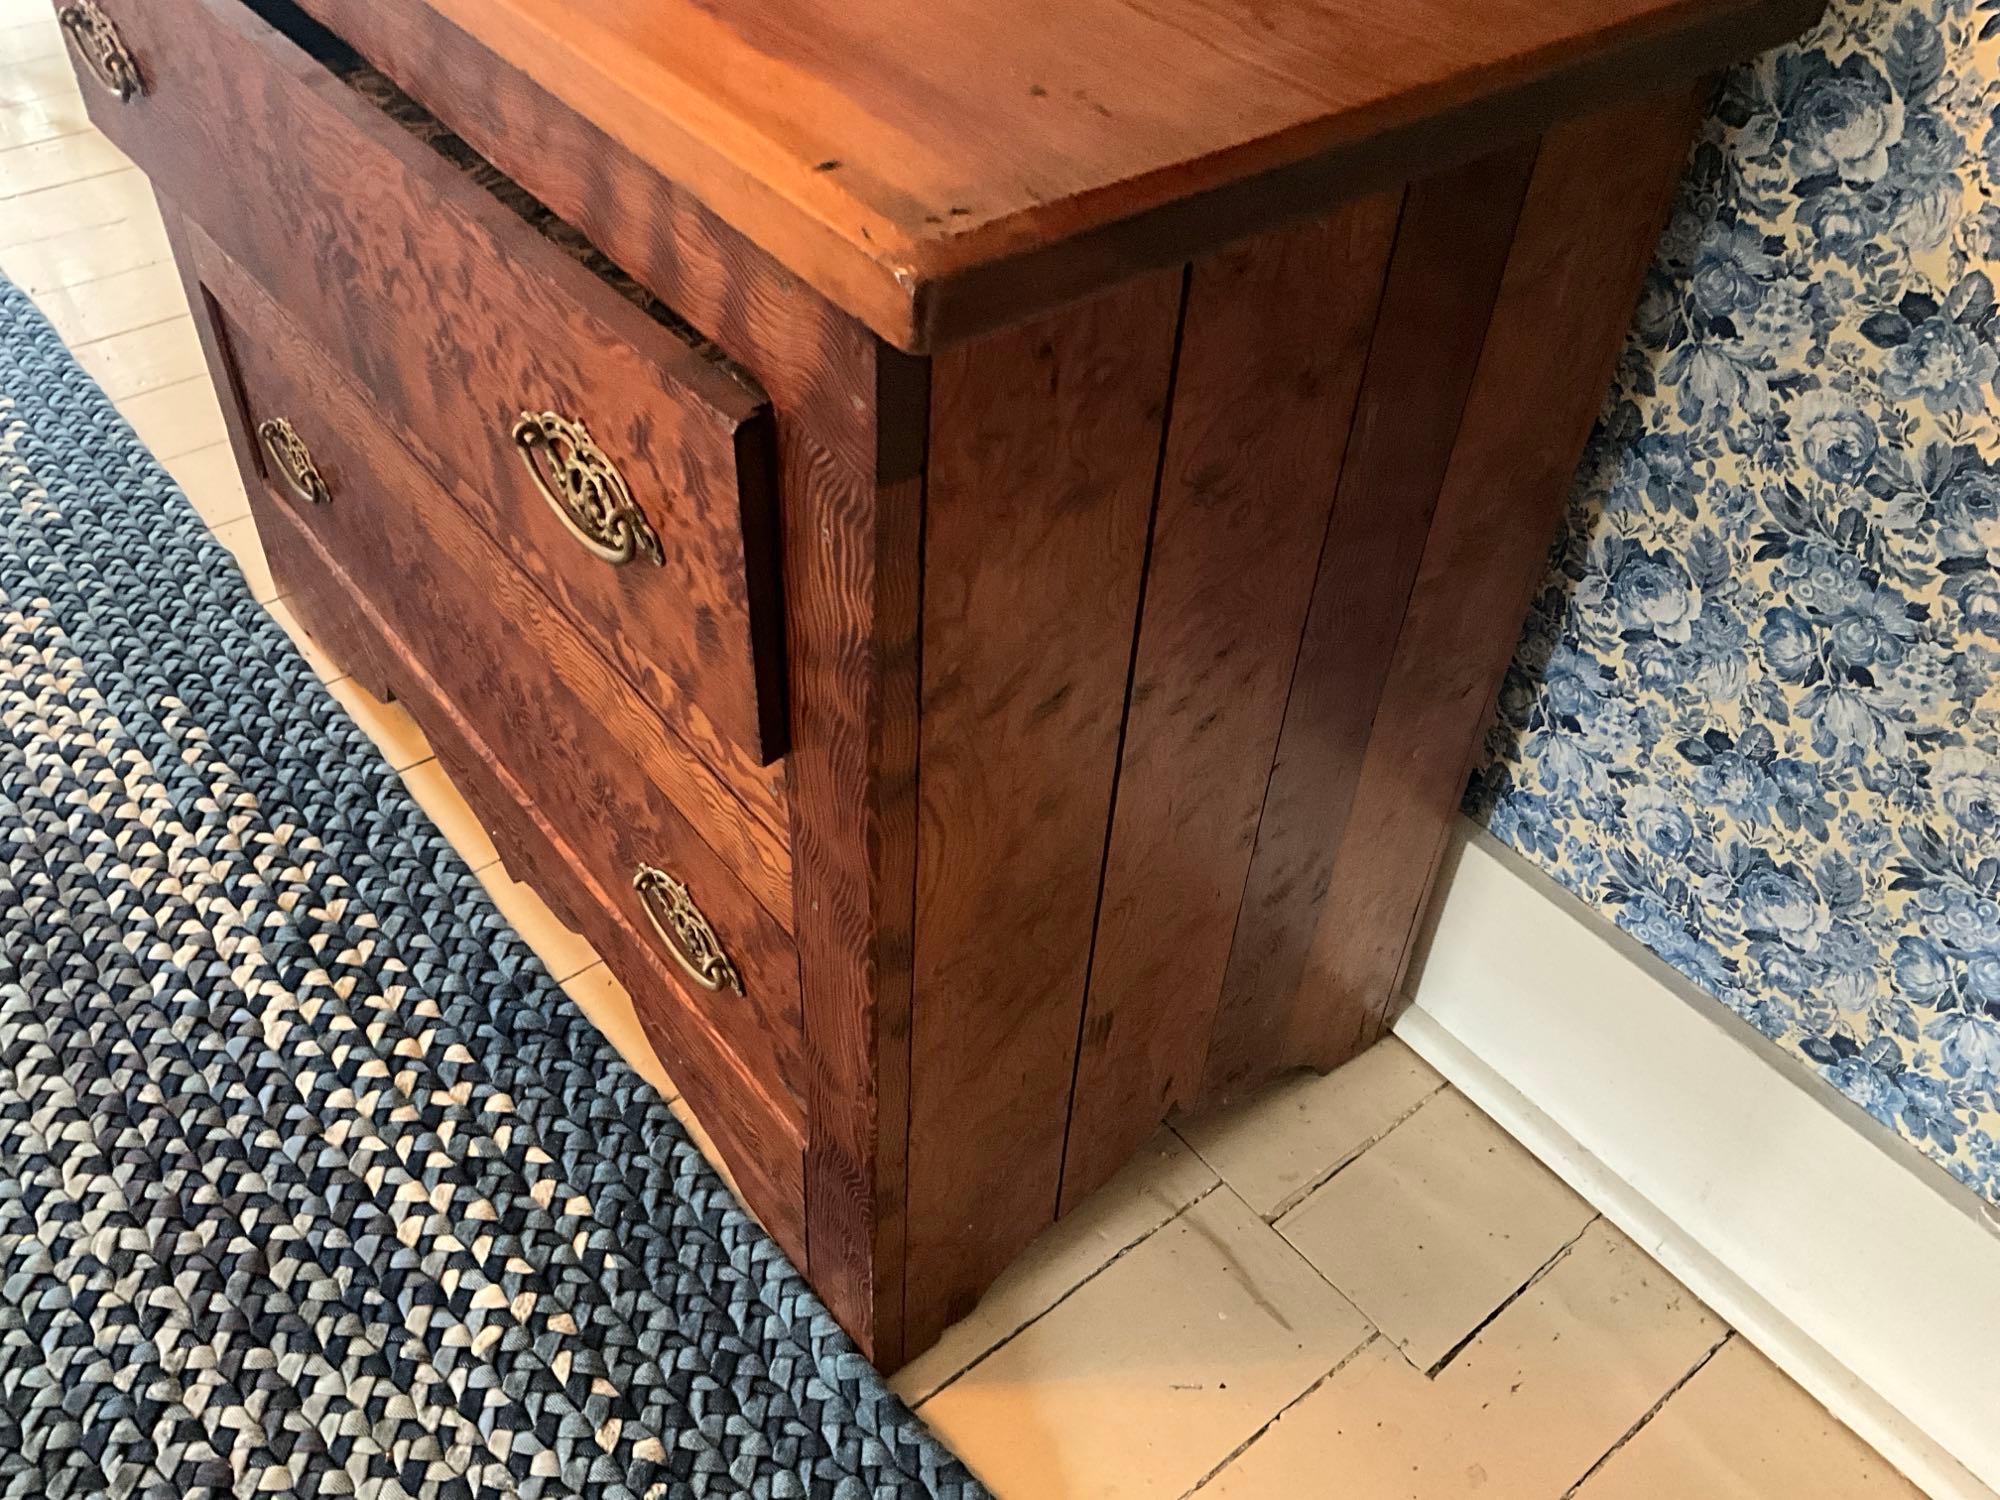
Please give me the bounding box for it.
[512,411,663,567]
[58,0,143,103]
[256,418,331,507]
[634,865,743,995]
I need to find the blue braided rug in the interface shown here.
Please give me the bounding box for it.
[0,277,985,1500]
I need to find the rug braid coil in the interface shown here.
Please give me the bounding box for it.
[0,277,986,1500]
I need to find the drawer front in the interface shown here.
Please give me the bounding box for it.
[59,0,790,772]
[189,232,811,1128]
[259,552,809,1268]
[256,513,811,1267]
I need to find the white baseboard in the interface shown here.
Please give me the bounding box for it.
[1398,822,2000,1500]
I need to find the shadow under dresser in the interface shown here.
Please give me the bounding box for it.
[52,0,1825,1364]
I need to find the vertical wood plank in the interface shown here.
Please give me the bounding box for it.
[1295,88,1704,1067]
[788,341,930,1367]
[1200,144,1540,1098]
[1056,195,1403,1210]
[904,269,1186,1348]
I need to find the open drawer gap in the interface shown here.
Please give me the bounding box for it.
[239,0,746,380]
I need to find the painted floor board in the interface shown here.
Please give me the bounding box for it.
[1574,1337,1925,1500]
[894,1129,1219,1406]
[1200,1221,1725,1499]
[1276,1088,1597,1371]
[31,258,186,346]
[1178,1035,1445,1219]
[916,1186,1373,1500]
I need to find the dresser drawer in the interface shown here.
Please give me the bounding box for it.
[58,0,789,771]
[252,517,811,1268]
[186,230,811,1133]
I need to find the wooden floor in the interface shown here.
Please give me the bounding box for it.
[0,8,1926,1495]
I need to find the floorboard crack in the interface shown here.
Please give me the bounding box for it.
[1178,1331,1385,1498]
[1560,1330,1734,1497]
[1423,1211,1601,1378]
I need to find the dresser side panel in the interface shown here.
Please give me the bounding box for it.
[1297,87,1706,1066]
[1056,196,1401,1210]
[904,270,1186,1349]
[1198,142,1540,1099]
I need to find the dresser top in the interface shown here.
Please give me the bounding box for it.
[423,0,1819,351]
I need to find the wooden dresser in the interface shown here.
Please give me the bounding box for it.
[54,0,1823,1365]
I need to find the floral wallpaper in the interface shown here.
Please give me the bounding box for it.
[1470,0,2000,1203]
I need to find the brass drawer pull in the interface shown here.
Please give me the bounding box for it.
[634,864,743,995]
[512,411,664,567]
[256,417,331,507]
[58,0,143,103]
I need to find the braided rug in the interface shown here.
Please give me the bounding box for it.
[0,278,986,1500]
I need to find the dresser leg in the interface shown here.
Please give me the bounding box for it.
[784,340,932,1369]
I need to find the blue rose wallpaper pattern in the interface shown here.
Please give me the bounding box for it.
[1470,0,2000,1202]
